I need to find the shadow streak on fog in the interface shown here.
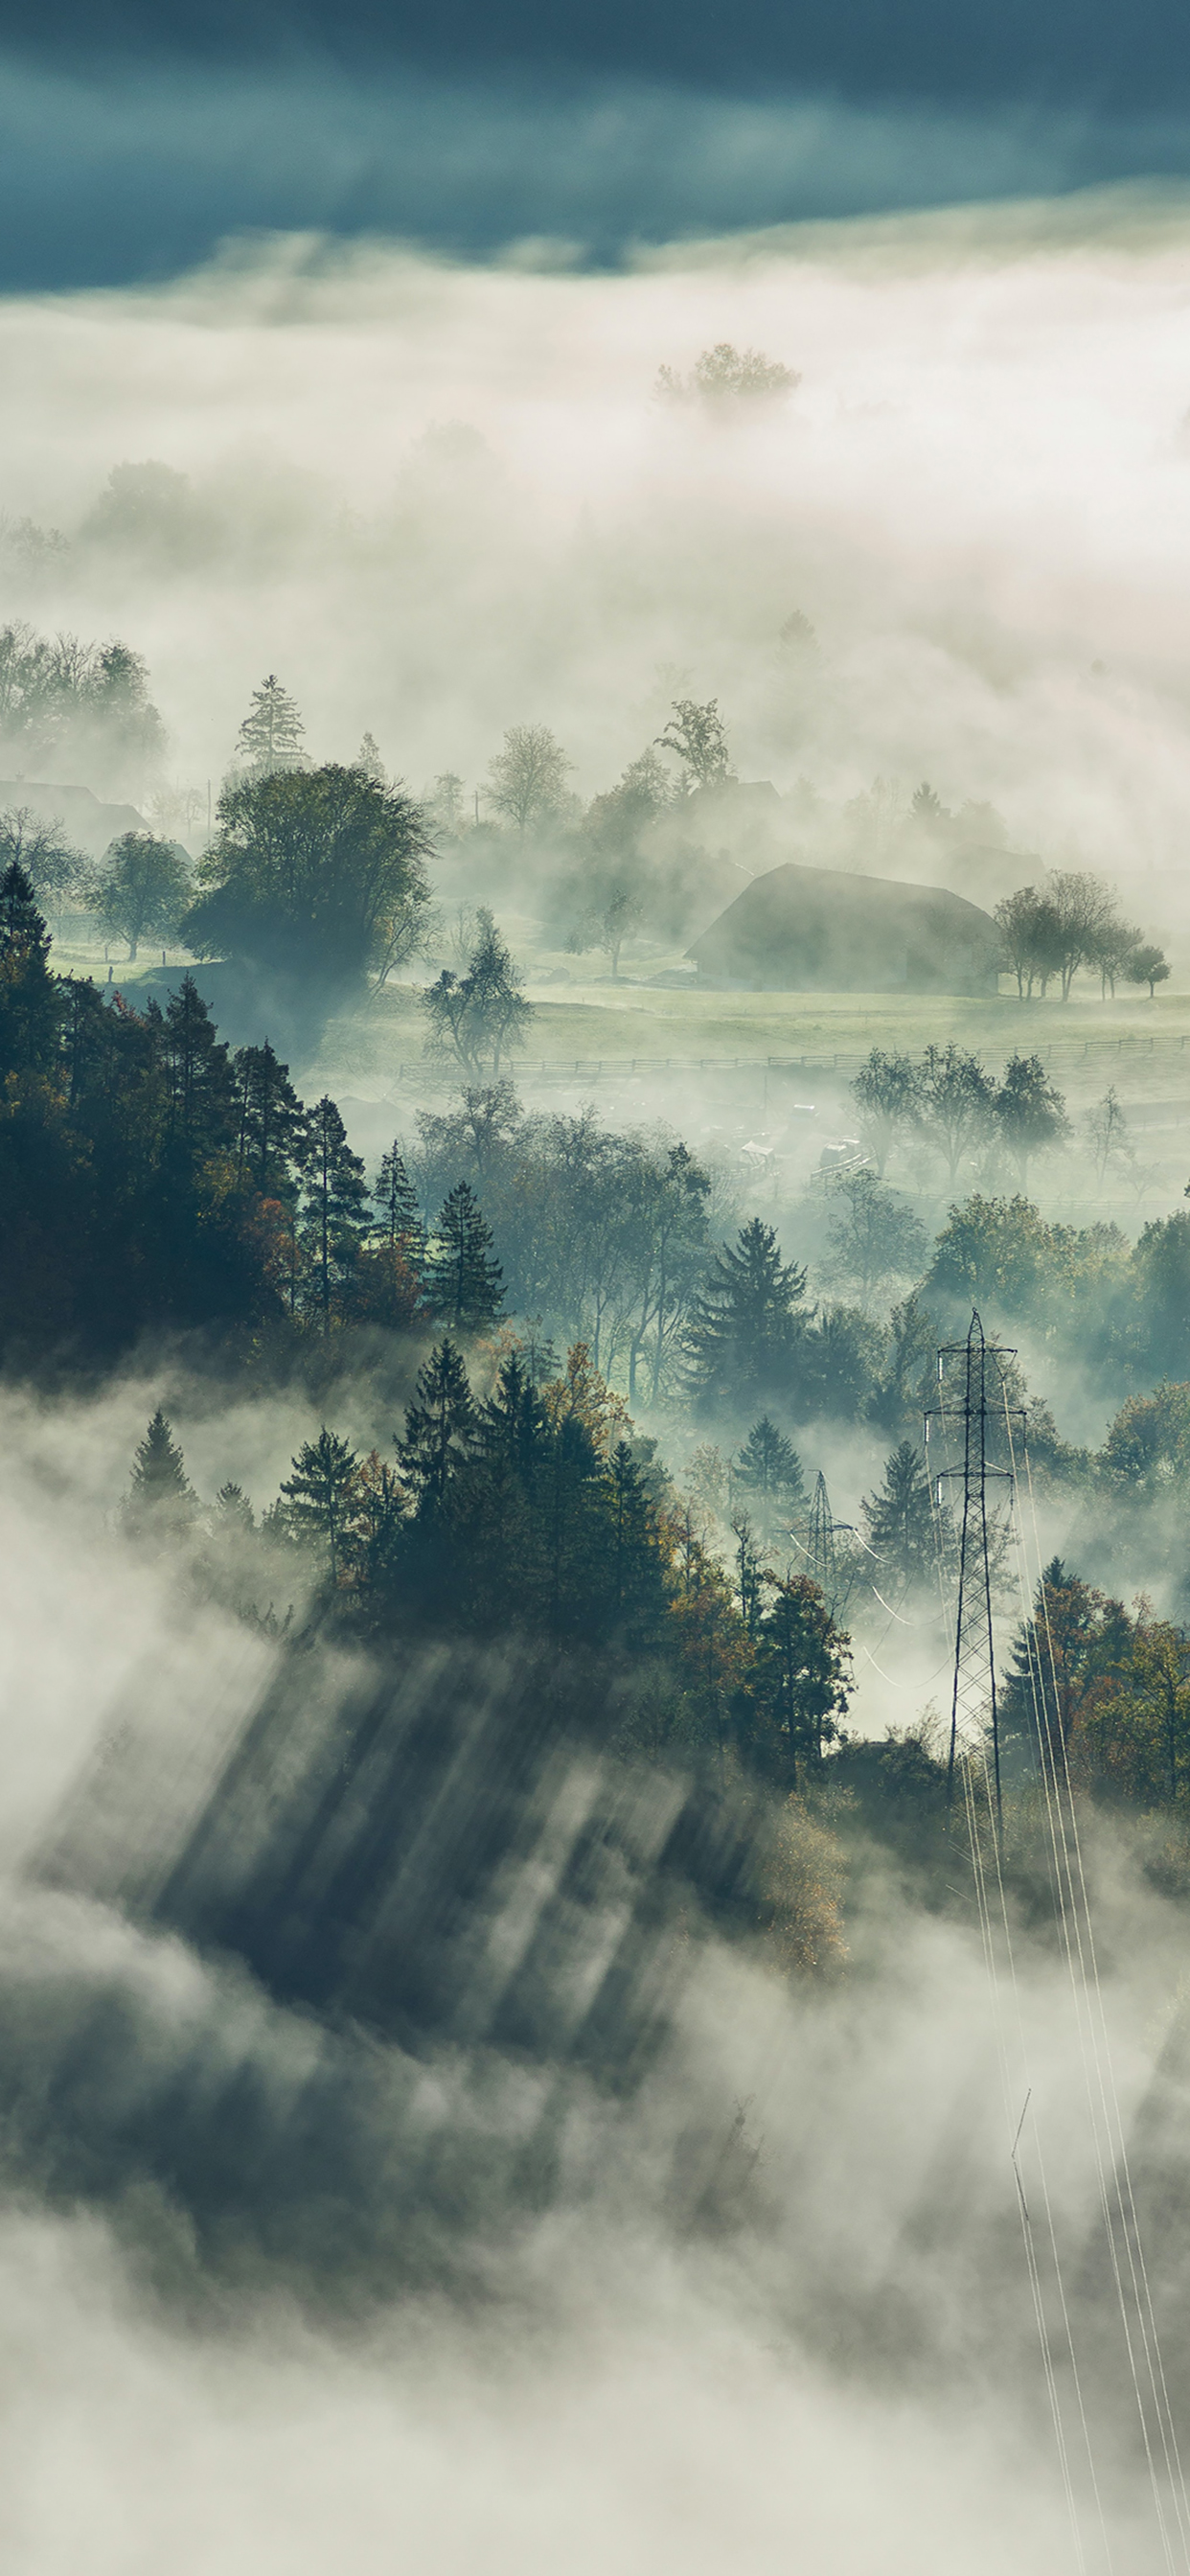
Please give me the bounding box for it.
[6,195,1190,2571]
[2,1382,1190,2573]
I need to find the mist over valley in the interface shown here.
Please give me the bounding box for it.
[6,192,1190,2574]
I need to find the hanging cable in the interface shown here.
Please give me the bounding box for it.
[926,1318,1115,2576]
[1013,1424,1190,2573]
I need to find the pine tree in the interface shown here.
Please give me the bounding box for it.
[686,1218,808,1414]
[479,1352,549,1484]
[161,974,235,1156]
[300,1095,370,1329]
[750,1573,851,1785]
[400,1339,476,1509]
[425,1180,504,1332]
[279,1428,361,1582]
[124,1409,196,1542]
[344,1135,424,1327]
[233,1040,309,1204]
[355,732,386,783]
[606,1439,665,1635]
[375,1138,423,1261]
[733,1415,804,1545]
[0,859,59,1077]
[860,1441,938,1594]
[235,675,306,777]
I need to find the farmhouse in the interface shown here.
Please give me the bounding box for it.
[688,861,1000,994]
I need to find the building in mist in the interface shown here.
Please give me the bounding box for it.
[0,777,147,857]
[687,861,1001,994]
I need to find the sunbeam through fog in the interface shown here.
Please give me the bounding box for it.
[5,189,1190,2576]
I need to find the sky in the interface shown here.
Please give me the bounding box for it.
[3,0,1190,284]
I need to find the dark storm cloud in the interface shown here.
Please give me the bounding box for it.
[3,50,1190,288]
[3,0,1189,113]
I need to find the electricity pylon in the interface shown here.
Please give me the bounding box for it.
[805,1470,858,1623]
[925,1309,1023,1830]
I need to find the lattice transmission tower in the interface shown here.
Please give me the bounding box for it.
[926,1309,1023,1830]
[805,1469,859,1623]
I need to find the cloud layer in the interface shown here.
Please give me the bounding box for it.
[4,198,1190,901]
[4,54,1190,287]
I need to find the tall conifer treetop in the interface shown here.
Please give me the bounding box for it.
[425,1181,505,1334]
[236,675,307,777]
[0,859,58,1076]
[124,1409,196,1543]
[687,1218,808,1414]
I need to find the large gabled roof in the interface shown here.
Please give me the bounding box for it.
[687,859,1000,993]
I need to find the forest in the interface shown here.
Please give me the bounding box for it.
[6,792,1190,1898]
[7,242,1190,2576]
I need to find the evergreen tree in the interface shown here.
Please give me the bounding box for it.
[0,859,59,1076]
[870,1290,940,1437]
[346,1136,424,1328]
[478,1352,549,1484]
[213,1481,255,1530]
[279,1428,361,1582]
[606,1438,665,1636]
[233,1040,309,1204]
[686,1218,808,1414]
[300,1095,370,1329]
[400,1340,476,1509]
[860,1441,937,1594]
[425,1180,504,1332]
[999,1557,1134,1777]
[123,1409,196,1542]
[355,732,386,783]
[161,974,235,1157]
[235,675,306,776]
[375,1138,423,1261]
[749,1574,851,1786]
[733,1415,805,1545]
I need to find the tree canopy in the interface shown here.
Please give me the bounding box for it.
[182,763,433,991]
[94,831,191,961]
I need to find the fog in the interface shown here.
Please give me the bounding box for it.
[3,190,1190,881]
[2,1363,1190,2574]
[7,192,1190,2572]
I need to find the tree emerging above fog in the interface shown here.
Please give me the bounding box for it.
[234,674,307,778]
[655,344,799,405]
[182,763,434,993]
[655,698,734,793]
[484,724,572,840]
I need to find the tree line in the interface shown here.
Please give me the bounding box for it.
[122,1351,853,1797]
[0,860,502,1355]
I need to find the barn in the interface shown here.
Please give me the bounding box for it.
[687,861,1001,993]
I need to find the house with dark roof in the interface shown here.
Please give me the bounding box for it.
[687,861,1000,994]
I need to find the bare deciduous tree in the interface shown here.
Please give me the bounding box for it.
[485,725,572,840]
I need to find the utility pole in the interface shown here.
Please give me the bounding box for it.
[926,1309,1023,1832]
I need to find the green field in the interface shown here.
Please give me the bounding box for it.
[312,972,1190,1108]
[57,928,1190,1220]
